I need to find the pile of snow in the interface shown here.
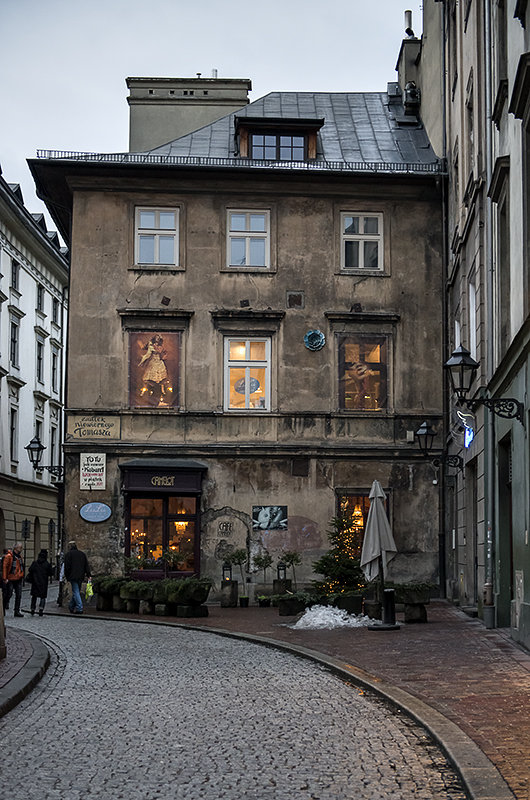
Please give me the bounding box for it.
[291,605,373,630]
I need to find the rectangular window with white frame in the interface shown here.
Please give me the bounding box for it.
[36,335,45,382]
[341,213,383,271]
[10,318,19,367]
[224,337,270,411]
[9,406,18,462]
[227,210,270,269]
[135,207,179,266]
[468,281,477,359]
[51,346,59,393]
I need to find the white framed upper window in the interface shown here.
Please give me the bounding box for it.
[341,212,383,271]
[227,210,270,269]
[224,337,270,411]
[135,207,179,266]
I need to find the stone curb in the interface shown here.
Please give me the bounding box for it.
[54,611,515,800]
[0,631,50,719]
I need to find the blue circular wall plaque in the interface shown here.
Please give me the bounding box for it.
[79,502,112,523]
[304,330,326,351]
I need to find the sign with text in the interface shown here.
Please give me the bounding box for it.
[67,415,120,440]
[80,453,106,490]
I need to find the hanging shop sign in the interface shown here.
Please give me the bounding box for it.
[80,453,106,490]
[79,502,112,523]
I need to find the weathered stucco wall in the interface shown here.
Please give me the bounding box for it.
[64,167,444,591]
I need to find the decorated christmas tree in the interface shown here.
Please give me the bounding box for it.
[312,515,365,594]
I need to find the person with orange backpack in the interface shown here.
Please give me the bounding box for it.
[2,543,25,617]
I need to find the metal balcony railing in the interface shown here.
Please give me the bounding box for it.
[36,150,445,175]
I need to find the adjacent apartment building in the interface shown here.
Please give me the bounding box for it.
[407,0,530,648]
[0,167,68,566]
[29,68,445,596]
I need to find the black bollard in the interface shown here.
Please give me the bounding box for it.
[382,588,396,625]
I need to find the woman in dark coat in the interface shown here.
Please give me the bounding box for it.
[27,549,53,616]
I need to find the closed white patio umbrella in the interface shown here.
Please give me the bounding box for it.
[360,479,400,630]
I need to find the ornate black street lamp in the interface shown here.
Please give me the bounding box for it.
[415,422,464,470]
[25,436,65,479]
[445,346,524,424]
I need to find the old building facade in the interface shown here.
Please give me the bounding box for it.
[0,167,68,567]
[30,74,445,597]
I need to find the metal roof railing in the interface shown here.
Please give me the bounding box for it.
[36,150,445,175]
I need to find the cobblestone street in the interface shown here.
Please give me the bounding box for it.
[1,616,467,800]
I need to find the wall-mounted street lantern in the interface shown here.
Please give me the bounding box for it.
[25,436,65,479]
[222,562,232,582]
[277,562,287,581]
[415,421,464,470]
[445,346,524,424]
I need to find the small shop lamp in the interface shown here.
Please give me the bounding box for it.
[222,562,232,581]
[414,421,437,457]
[277,562,287,581]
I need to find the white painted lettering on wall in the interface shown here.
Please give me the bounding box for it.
[80,453,106,490]
[68,415,120,440]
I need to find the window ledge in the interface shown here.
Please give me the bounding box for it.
[129,264,184,273]
[337,269,389,277]
[221,266,275,274]
[325,311,400,323]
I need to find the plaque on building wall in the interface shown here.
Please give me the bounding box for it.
[80,453,106,490]
[67,415,121,440]
[79,502,112,523]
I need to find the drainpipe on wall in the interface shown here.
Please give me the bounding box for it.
[483,0,496,629]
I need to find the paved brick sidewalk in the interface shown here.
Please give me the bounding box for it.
[3,596,530,798]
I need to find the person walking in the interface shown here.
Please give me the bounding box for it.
[27,549,53,616]
[64,541,91,615]
[2,543,25,617]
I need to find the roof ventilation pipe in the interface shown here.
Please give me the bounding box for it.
[404,10,415,37]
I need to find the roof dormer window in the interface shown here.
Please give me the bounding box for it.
[251,133,306,161]
[235,116,324,161]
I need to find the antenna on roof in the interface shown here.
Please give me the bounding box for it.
[211,69,218,78]
[405,10,415,37]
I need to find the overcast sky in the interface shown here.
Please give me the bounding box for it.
[1,0,423,231]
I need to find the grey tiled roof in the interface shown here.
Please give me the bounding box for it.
[147,91,439,167]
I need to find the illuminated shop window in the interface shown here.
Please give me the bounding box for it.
[224,337,270,411]
[337,492,389,554]
[129,496,197,573]
[338,334,388,411]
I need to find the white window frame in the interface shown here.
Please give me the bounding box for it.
[36,334,45,383]
[224,337,271,411]
[135,207,179,266]
[226,210,270,269]
[340,212,383,271]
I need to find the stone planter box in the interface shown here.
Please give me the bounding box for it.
[112,595,127,612]
[332,595,363,615]
[278,598,307,616]
[363,600,382,620]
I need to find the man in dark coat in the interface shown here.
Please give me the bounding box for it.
[64,541,91,615]
[27,549,53,616]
